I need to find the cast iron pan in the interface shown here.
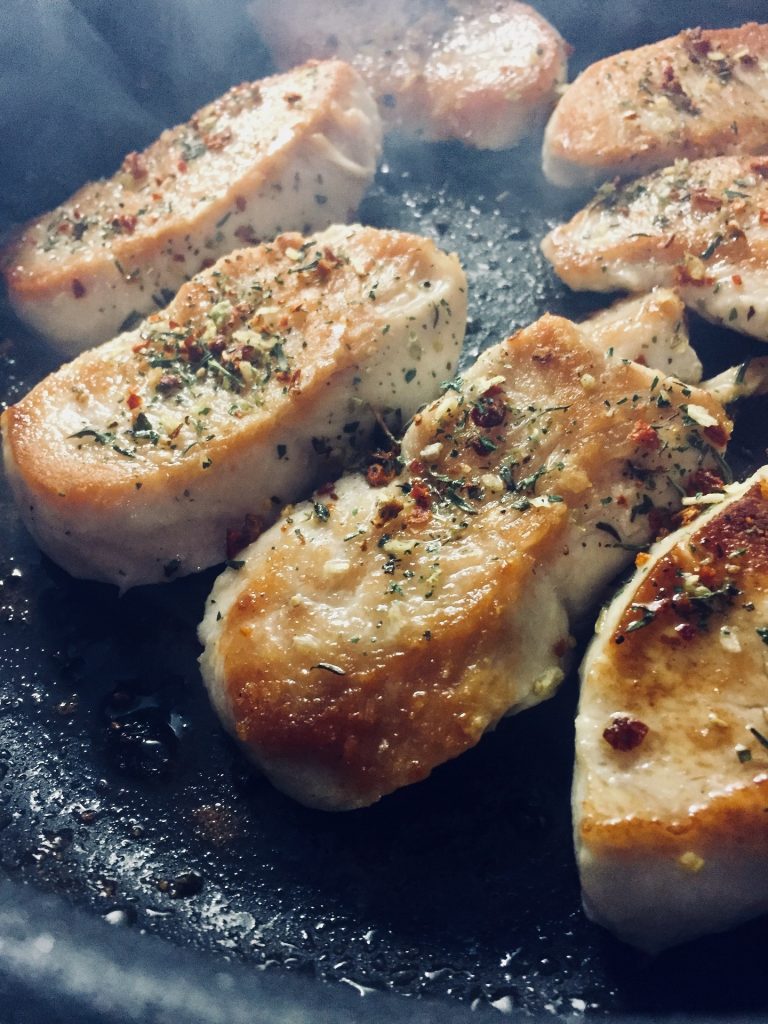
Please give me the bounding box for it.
[1,2,768,1021]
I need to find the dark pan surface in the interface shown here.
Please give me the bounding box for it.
[2,2,768,1020]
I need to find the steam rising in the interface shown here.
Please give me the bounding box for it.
[0,0,269,231]
[1,0,765,234]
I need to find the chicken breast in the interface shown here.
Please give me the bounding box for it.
[700,355,768,405]
[1,60,382,354]
[581,288,702,383]
[542,156,768,342]
[1,224,466,590]
[248,0,568,150]
[543,23,768,188]
[575,467,768,952]
[198,313,731,811]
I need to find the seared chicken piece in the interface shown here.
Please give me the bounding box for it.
[700,355,768,404]
[248,0,568,150]
[576,468,768,952]
[581,288,702,383]
[1,224,466,589]
[1,60,382,353]
[199,313,730,811]
[542,156,768,342]
[543,23,768,188]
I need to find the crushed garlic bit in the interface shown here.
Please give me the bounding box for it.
[532,667,565,699]
[678,851,705,873]
[685,403,719,428]
[325,559,350,576]
[419,442,443,461]
[481,473,505,494]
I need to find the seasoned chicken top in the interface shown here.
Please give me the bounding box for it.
[576,469,768,951]
[543,23,768,187]
[582,288,702,383]
[1,224,466,588]
[1,60,382,351]
[542,155,768,342]
[199,313,731,811]
[249,0,568,149]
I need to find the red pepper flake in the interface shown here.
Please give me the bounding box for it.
[660,64,699,115]
[408,505,432,527]
[648,505,672,539]
[760,209,768,225]
[234,225,259,246]
[374,498,404,524]
[71,278,86,299]
[157,373,183,394]
[410,481,432,510]
[316,481,338,500]
[732,274,743,286]
[552,637,570,658]
[182,338,205,363]
[628,420,660,450]
[673,262,714,287]
[204,128,233,152]
[470,385,506,429]
[314,248,344,281]
[366,462,396,488]
[750,157,768,179]
[113,214,137,235]
[698,563,720,589]
[603,715,649,752]
[683,27,711,59]
[127,392,142,410]
[675,621,697,641]
[275,368,302,393]
[177,159,188,174]
[703,423,728,447]
[691,189,722,214]
[122,150,148,181]
[685,468,725,496]
[225,514,264,560]
[207,336,226,358]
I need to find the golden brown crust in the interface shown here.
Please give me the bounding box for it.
[3,227,442,504]
[581,779,768,856]
[2,60,371,299]
[200,313,732,808]
[222,506,565,801]
[545,23,768,183]
[579,476,768,859]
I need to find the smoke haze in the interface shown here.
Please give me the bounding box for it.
[0,0,270,230]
